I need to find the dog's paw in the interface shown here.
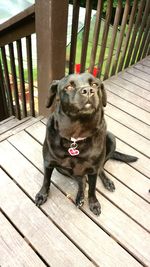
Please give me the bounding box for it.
[89,197,101,216]
[35,192,48,207]
[75,194,84,208]
[102,177,115,192]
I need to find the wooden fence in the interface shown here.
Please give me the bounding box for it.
[0,0,150,120]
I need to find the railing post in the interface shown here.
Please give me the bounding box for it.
[35,0,68,116]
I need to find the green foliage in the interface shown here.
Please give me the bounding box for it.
[69,1,135,12]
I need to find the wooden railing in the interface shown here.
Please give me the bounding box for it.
[0,0,150,120]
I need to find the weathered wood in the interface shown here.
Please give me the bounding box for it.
[0,115,15,125]
[16,39,27,117]
[0,118,19,134]
[7,130,150,231]
[106,90,150,125]
[1,46,14,115]
[9,42,21,119]
[0,211,46,267]
[105,103,150,140]
[89,0,103,73]
[0,5,35,46]
[35,0,68,116]
[69,0,80,74]
[0,141,146,266]
[119,71,150,91]
[109,76,150,100]
[111,0,130,75]
[104,0,122,79]
[118,0,138,72]
[125,0,145,68]
[26,35,35,116]
[97,0,113,77]
[0,57,8,120]
[106,116,150,158]
[0,116,43,142]
[134,64,150,75]
[105,80,150,112]
[0,168,94,267]
[80,0,92,73]
[126,68,150,83]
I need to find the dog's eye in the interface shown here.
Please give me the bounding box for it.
[65,85,74,91]
[92,83,98,88]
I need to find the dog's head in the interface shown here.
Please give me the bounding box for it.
[46,73,107,117]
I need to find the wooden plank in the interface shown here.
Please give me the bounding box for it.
[109,76,150,101]
[28,120,150,179]
[0,141,146,266]
[134,64,150,75]
[26,120,46,144]
[0,168,94,267]
[126,68,150,83]
[119,72,150,91]
[116,138,150,179]
[106,90,150,125]
[0,211,46,267]
[7,131,150,231]
[140,59,150,67]
[105,159,150,202]
[0,116,44,142]
[0,116,15,125]
[104,80,150,112]
[106,116,150,158]
[0,118,20,134]
[105,103,150,140]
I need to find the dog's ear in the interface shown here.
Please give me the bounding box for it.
[46,80,59,108]
[101,83,107,107]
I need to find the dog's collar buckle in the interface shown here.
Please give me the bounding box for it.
[68,137,86,156]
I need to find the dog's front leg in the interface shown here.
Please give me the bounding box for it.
[35,166,53,207]
[88,174,101,216]
[76,176,86,207]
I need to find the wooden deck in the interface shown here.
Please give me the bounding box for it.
[0,56,150,267]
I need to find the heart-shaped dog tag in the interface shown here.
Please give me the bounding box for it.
[68,147,79,156]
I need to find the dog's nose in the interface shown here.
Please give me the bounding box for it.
[80,87,95,97]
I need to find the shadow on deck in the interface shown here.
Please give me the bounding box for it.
[0,57,150,267]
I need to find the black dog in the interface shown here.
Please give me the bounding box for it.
[35,73,137,215]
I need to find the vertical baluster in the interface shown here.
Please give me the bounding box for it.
[138,14,150,61]
[1,46,14,116]
[80,0,92,73]
[118,0,138,72]
[26,35,35,117]
[124,0,145,69]
[142,30,150,59]
[111,0,130,76]
[104,0,122,80]
[89,0,103,74]
[9,42,21,119]
[0,57,9,120]
[69,0,80,74]
[131,0,150,64]
[97,0,113,78]
[16,39,27,118]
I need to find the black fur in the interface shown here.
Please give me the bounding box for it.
[35,73,138,215]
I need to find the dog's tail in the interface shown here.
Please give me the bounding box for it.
[110,151,138,163]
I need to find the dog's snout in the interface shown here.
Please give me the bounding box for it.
[81,87,95,97]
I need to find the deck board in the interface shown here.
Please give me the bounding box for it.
[0,211,46,267]
[0,56,150,267]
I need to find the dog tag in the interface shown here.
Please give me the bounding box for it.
[68,147,80,156]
